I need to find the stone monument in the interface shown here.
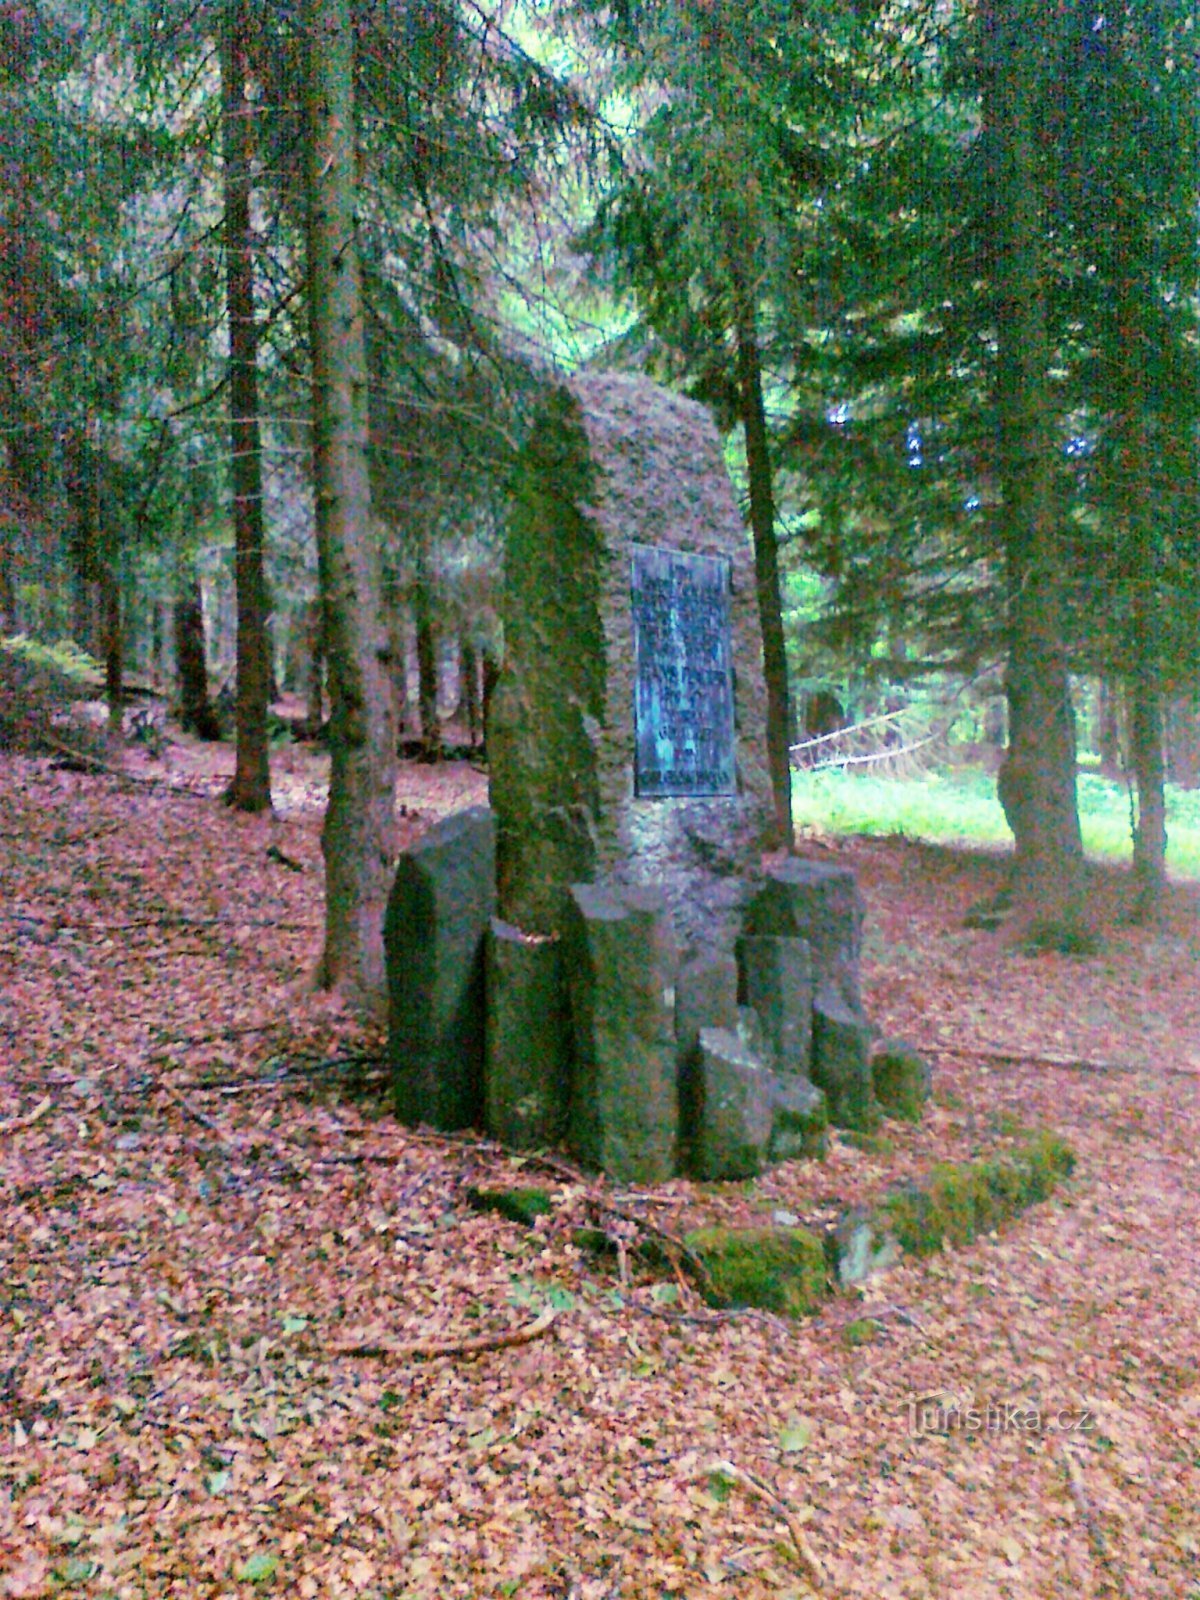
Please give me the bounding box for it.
[387,371,889,1178]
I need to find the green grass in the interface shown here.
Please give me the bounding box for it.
[794,764,1200,880]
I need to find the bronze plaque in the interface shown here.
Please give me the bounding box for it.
[630,545,736,798]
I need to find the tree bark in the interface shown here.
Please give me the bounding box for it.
[1166,696,1200,789]
[174,566,219,738]
[98,553,123,756]
[1121,430,1167,915]
[462,635,480,747]
[0,556,14,635]
[729,260,794,849]
[222,0,272,812]
[304,0,397,1011]
[1108,78,1167,916]
[1129,645,1166,914]
[1098,677,1123,777]
[414,552,439,758]
[983,1,1084,928]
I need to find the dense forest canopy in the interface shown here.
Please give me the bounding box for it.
[1,0,1197,990]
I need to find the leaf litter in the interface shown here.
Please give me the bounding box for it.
[1,751,1198,1598]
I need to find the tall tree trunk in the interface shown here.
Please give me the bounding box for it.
[304,0,397,1010]
[414,555,439,759]
[1110,81,1167,917]
[481,645,500,751]
[1098,677,1123,776]
[98,554,123,756]
[729,260,794,849]
[222,0,272,812]
[983,1,1084,930]
[0,556,14,635]
[301,595,326,734]
[1118,420,1166,915]
[1166,696,1200,789]
[462,635,480,747]
[1129,648,1166,914]
[174,566,219,738]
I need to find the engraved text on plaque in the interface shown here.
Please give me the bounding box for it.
[630,545,736,798]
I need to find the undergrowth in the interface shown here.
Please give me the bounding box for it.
[795,764,1200,879]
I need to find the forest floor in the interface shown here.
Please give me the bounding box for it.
[2,734,1199,1600]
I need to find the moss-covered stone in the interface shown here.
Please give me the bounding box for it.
[811,994,878,1132]
[466,1186,554,1227]
[768,1077,829,1162]
[881,1132,1075,1256]
[871,1038,932,1122]
[841,1317,881,1348]
[684,1224,828,1317]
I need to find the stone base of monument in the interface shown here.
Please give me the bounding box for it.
[485,919,570,1150]
[385,813,893,1177]
[384,805,495,1132]
[738,934,813,1073]
[564,883,678,1185]
[812,992,879,1133]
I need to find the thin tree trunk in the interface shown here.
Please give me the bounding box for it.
[174,567,219,738]
[1166,696,1200,789]
[222,0,272,812]
[1109,81,1167,916]
[0,556,14,635]
[415,560,439,759]
[1118,413,1166,915]
[462,635,480,747]
[98,555,123,756]
[302,595,326,734]
[304,0,397,1010]
[1098,677,1123,776]
[983,0,1084,930]
[1129,652,1166,913]
[729,261,794,849]
[481,645,500,751]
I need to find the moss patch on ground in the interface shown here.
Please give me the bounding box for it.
[684,1224,828,1317]
[881,1131,1076,1256]
[466,1186,554,1226]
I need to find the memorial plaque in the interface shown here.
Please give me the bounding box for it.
[630,545,736,797]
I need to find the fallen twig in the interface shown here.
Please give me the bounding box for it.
[832,1302,926,1336]
[0,1097,52,1137]
[926,1036,1188,1077]
[266,843,305,872]
[333,1304,558,1360]
[698,1459,824,1590]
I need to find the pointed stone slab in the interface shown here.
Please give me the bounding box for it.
[386,806,495,1131]
[489,372,772,952]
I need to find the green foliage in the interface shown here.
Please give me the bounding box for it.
[2,634,99,685]
[794,764,1200,880]
[684,1224,827,1317]
[0,635,103,755]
